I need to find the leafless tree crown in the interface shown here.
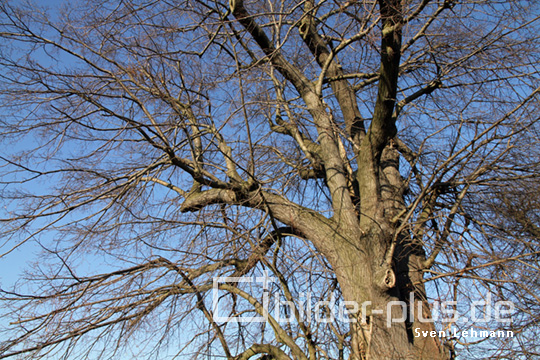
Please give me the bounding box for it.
[0,0,539,359]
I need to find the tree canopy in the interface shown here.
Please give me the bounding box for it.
[1,0,539,359]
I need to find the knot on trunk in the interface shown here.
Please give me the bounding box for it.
[381,268,396,289]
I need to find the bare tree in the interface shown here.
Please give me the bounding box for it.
[0,0,539,359]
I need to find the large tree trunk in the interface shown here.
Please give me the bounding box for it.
[320,146,449,360]
[329,232,448,359]
[232,0,451,358]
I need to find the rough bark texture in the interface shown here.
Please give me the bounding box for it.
[229,0,450,358]
[7,0,537,358]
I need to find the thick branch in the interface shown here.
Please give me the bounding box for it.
[357,0,403,224]
[233,0,358,225]
[298,0,364,140]
[180,188,348,263]
[368,0,403,156]
[231,0,312,96]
